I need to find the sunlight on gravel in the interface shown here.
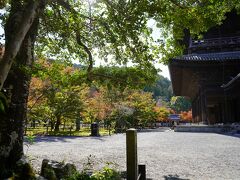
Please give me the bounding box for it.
[26,130,240,180]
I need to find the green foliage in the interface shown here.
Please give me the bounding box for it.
[151,0,240,62]
[67,166,121,180]
[67,156,121,180]
[144,74,173,101]
[28,60,85,131]
[91,166,121,180]
[24,134,36,154]
[67,171,91,180]
[36,0,158,74]
[93,66,157,90]
[170,96,191,113]
[28,60,160,132]
[25,134,36,145]
[107,90,157,130]
[26,127,111,137]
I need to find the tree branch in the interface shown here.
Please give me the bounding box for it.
[76,32,93,81]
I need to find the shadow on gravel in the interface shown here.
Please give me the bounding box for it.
[174,131,240,139]
[26,135,107,143]
[217,133,240,139]
[137,127,171,133]
[163,174,190,180]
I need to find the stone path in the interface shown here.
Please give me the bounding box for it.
[26,130,240,179]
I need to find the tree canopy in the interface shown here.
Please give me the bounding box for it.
[1,0,240,88]
[0,0,240,177]
[144,74,173,101]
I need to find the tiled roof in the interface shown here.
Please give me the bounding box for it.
[173,51,240,61]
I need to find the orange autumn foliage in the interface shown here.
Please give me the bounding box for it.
[180,110,192,122]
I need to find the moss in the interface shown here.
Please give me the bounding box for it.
[14,159,36,180]
[42,168,57,180]
[14,166,35,179]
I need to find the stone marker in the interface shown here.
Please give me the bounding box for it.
[40,159,76,179]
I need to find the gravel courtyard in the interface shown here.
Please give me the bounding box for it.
[26,130,240,180]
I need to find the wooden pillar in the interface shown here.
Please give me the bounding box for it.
[223,98,229,124]
[191,99,195,123]
[215,104,220,123]
[197,96,200,123]
[220,102,225,123]
[229,100,233,123]
[237,98,240,123]
[126,128,138,180]
[191,101,194,122]
[204,92,209,124]
[200,88,208,124]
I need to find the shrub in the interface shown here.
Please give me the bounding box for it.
[67,166,121,180]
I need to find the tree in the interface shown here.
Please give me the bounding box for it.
[108,89,157,131]
[28,60,84,132]
[154,107,170,123]
[0,0,157,172]
[0,1,42,175]
[1,0,240,177]
[170,96,191,113]
[144,74,173,101]
[180,110,192,123]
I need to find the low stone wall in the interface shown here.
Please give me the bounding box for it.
[174,125,239,133]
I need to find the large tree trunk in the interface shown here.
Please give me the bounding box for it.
[0,0,42,90]
[0,10,39,179]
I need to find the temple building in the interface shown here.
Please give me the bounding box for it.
[169,11,240,124]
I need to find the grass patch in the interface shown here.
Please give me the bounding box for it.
[26,126,113,137]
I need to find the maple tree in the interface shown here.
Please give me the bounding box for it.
[180,110,193,123]
[28,60,84,132]
[27,60,160,133]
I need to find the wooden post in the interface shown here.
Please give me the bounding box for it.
[126,128,138,180]
[197,96,200,123]
[200,88,208,124]
[138,164,146,180]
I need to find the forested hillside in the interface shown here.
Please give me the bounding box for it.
[144,75,173,102]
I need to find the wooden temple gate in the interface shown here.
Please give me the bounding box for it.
[169,11,240,125]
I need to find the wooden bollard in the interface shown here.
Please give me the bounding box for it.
[126,128,138,180]
[138,164,146,180]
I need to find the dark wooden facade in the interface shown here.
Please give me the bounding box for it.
[169,11,240,124]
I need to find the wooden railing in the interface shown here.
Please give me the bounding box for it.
[189,36,240,49]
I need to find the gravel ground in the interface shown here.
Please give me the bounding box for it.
[26,129,240,180]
